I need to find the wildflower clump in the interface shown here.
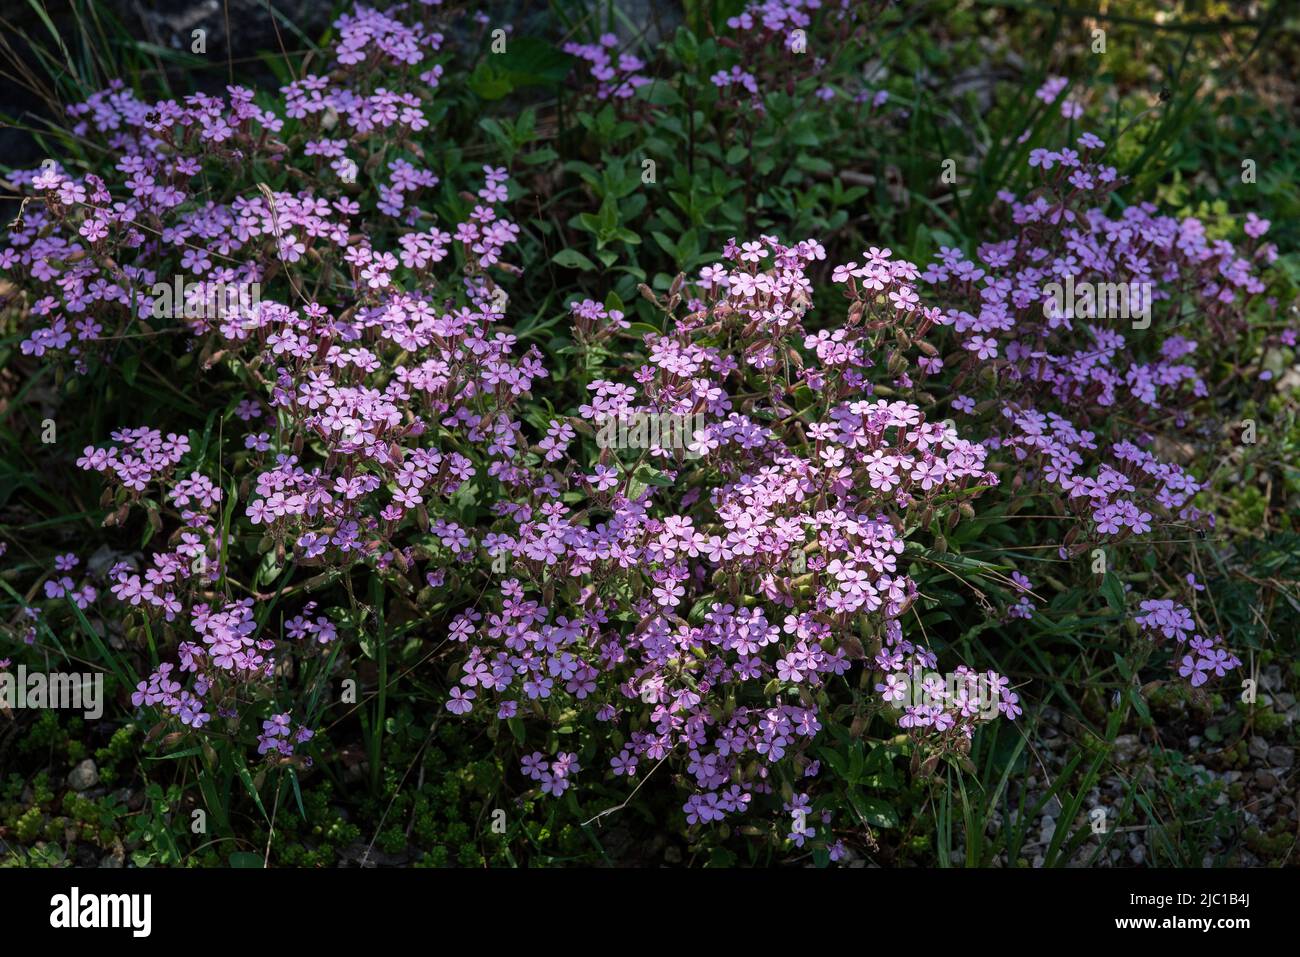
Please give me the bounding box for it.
[923,135,1267,683]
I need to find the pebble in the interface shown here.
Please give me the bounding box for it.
[1113,734,1140,763]
[1266,745,1293,768]
[67,759,99,791]
[1249,736,1269,760]
[1262,665,1283,693]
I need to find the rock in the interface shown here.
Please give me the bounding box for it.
[100,840,126,868]
[1113,734,1140,763]
[1067,847,1095,868]
[67,759,99,791]
[1249,736,1269,760]
[86,544,123,578]
[1188,735,1201,749]
[1266,746,1293,768]
[1253,770,1277,790]
[1130,845,1146,865]
[338,841,409,868]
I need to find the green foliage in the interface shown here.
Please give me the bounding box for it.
[0,0,1295,868]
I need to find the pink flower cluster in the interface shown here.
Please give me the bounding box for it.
[727,0,822,49]
[924,134,1268,683]
[437,235,1015,841]
[521,750,581,797]
[1134,599,1239,687]
[75,427,191,493]
[563,34,653,101]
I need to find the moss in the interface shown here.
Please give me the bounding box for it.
[456,844,485,867]
[378,825,406,855]
[422,845,450,867]
[14,806,44,843]
[1225,485,1267,531]
[1244,825,1291,859]
[1253,708,1287,735]
[31,772,54,808]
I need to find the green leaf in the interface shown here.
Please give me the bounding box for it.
[652,231,678,257]
[121,353,141,387]
[68,600,137,689]
[522,147,559,166]
[234,756,270,823]
[633,464,673,487]
[467,62,514,100]
[552,249,596,271]
[498,37,575,87]
[1100,572,1126,614]
[849,792,899,828]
